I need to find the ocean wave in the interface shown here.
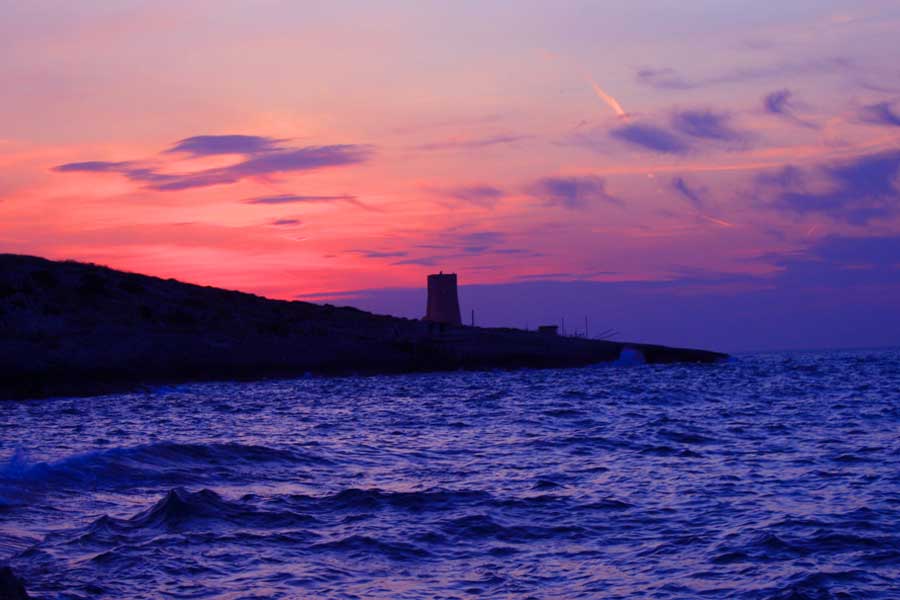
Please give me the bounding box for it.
[251,487,488,517]
[440,514,587,543]
[2,348,899,598]
[762,569,892,600]
[311,535,431,560]
[0,441,329,490]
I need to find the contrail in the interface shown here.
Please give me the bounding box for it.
[589,79,627,119]
[698,214,735,228]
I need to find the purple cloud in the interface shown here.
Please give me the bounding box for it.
[456,231,505,253]
[53,160,133,173]
[349,249,409,259]
[808,235,900,269]
[671,177,706,210]
[637,57,851,90]
[636,67,693,90]
[434,185,505,208]
[232,145,370,175]
[393,256,443,266]
[763,150,900,225]
[245,194,360,206]
[764,89,792,114]
[417,134,530,151]
[860,102,900,127]
[55,138,373,191]
[387,230,515,266]
[671,110,743,141]
[757,165,806,188]
[763,89,818,129]
[528,176,621,210]
[271,218,301,226]
[610,123,688,154]
[167,135,282,156]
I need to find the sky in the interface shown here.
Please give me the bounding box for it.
[2,0,899,352]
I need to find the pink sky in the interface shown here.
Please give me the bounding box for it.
[2,1,899,349]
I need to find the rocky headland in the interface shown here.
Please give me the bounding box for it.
[0,255,727,400]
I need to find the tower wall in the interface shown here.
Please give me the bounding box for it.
[424,273,462,325]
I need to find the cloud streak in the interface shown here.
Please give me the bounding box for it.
[763,89,818,129]
[860,102,900,127]
[762,150,900,225]
[671,177,706,210]
[610,123,688,154]
[637,57,851,90]
[55,136,373,191]
[528,176,621,210]
[417,134,530,151]
[245,193,370,209]
[166,135,283,156]
[670,110,744,142]
[349,249,409,259]
[431,185,505,208]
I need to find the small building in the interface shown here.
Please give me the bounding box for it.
[423,272,462,326]
[537,325,558,336]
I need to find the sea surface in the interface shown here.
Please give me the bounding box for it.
[2,349,899,599]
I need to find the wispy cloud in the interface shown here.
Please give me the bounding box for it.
[455,231,507,253]
[430,184,505,208]
[349,249,409,259]
[860,101,900,127]
[764,89,792,114]
[246,193,375,211]
[610,123,688,154]
[637,57,851,90]
[166,135,283,156]
[670,110,744,142]
[271,218,302,227]
[670,177,734,227]
[417,134,530,151]
[763,89,818,129]
[245,194,357,204]
[528,175,622,210]
[671,177,707,211]
[761,150,900,225]
[387,229,530,267]
[393,256,443,266]
[54,160,132,173]
[55,136,373,191]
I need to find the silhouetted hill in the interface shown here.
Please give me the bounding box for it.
[0,255,727,399]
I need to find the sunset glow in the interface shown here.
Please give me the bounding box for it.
[3,1,900,350]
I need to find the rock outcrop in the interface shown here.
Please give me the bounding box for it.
[0,567,29,600]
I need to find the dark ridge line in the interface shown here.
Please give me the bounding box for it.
[0,254,727,400]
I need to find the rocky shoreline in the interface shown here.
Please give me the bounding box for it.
[0,567,29,600]
[0,255,727,400]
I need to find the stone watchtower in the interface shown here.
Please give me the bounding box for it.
[424,272,462,326]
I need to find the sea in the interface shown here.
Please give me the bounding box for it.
[1,348,899,599]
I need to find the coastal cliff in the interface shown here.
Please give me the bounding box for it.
[0,255,727,400]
